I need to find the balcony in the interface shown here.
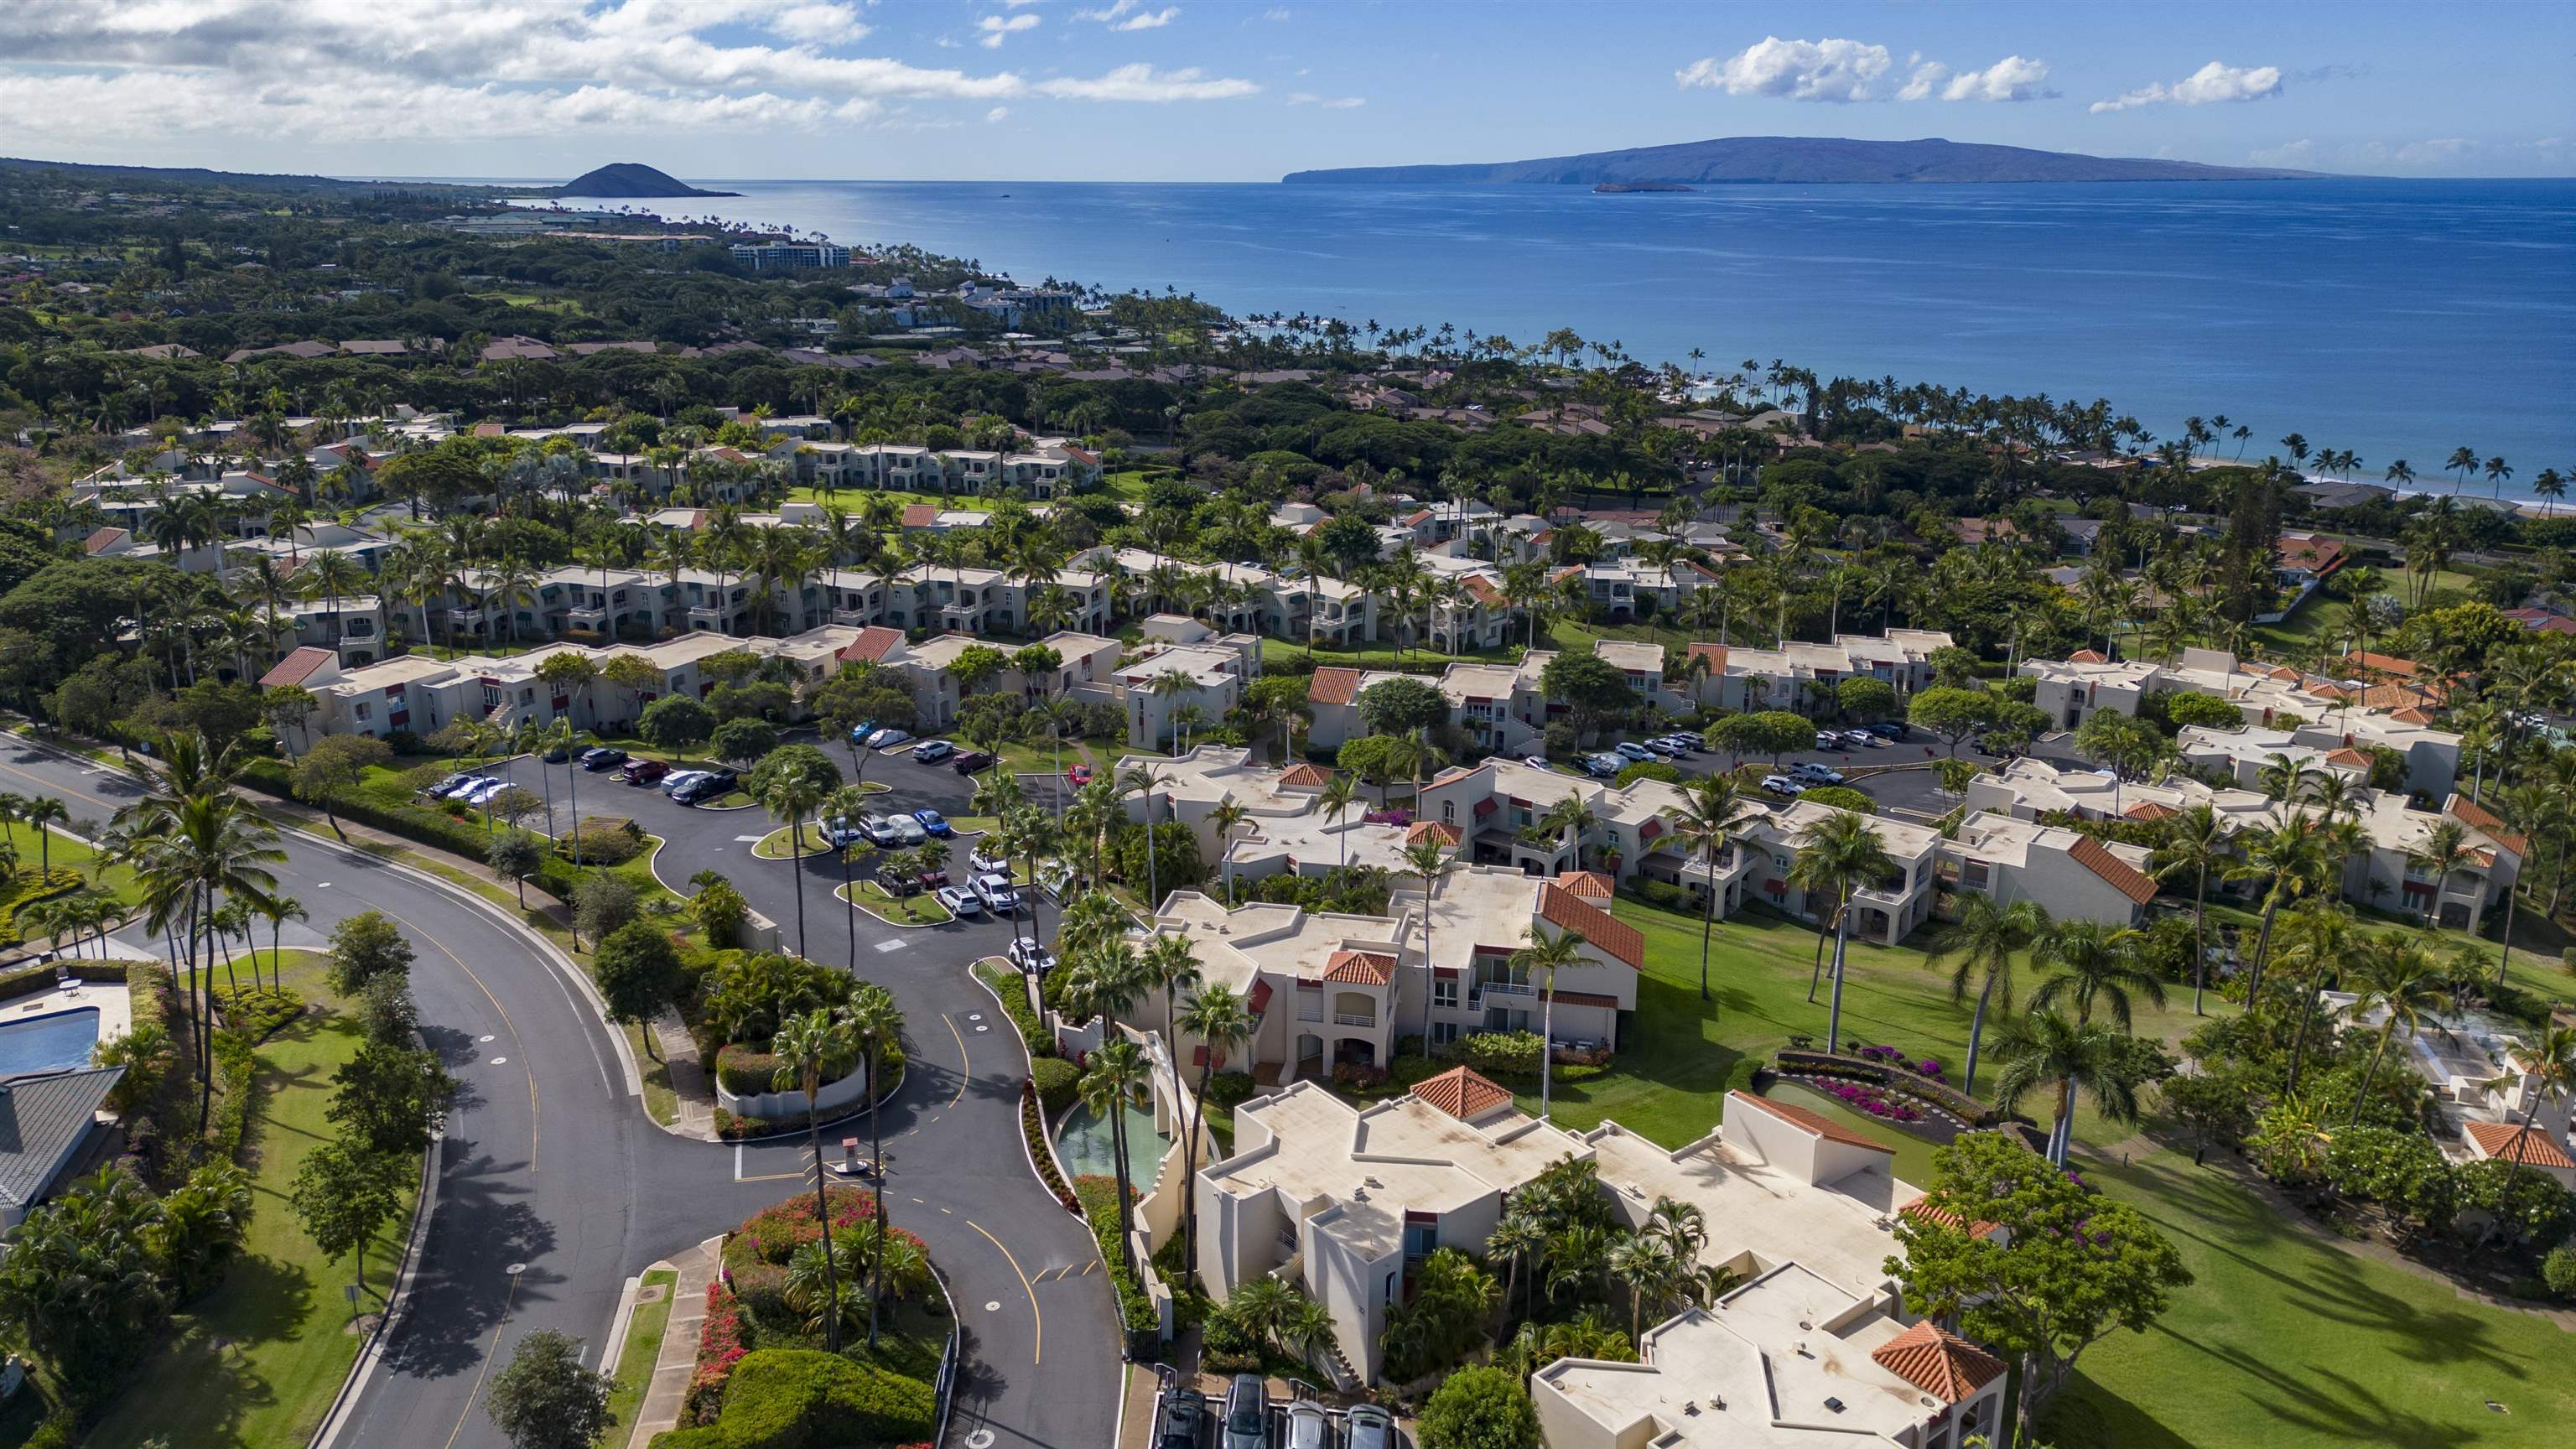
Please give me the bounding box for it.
[1332,1011,1376,1028]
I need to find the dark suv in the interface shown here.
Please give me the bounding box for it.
[672,769,737,804]
[579,746,628,771]
[1155,1385,1208,1449]
[950,750,995,774]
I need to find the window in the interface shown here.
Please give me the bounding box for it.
[1431,1021,1460,1047]
[1432,979,1458,1010]
[1442,800,1457,823]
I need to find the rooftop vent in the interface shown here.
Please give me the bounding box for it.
[1824,1398,1846,1415]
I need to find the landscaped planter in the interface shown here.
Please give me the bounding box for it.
[1774,1047,1996,1125]
[714,1059,874,1119]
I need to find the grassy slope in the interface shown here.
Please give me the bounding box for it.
[603,1267,680,1444]
[89,950,419,1449]
[1592,894,2576,1449]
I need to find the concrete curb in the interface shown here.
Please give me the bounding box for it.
[310,1125,445,1449]
[595,1271,647,1389]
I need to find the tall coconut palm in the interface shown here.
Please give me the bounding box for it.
[1660,772,1760,1002]
[846,983,904,1345]
[1510,923,1589,1120]
[2151,804,2230,1015]
[2226,813,2326,1006]
[2341,932,2451,1127]
[2270,906,2358,1095]
[1208,796,1252,897]
[1607,1231,1680,1343]
[1140,932,1202,1036]
[759,757,833,958]
[1078,1040,1153,1293]
[2486,1026,2576,1174]
[1486,1210,1546,1319]
[1316,771,1360,872]
[1173,984,1254,1269]
[1790,811,1894,1052]
[1927,893,2047,1096]
[1116,761,1173,912]
[771,1009,857,1350]
[1990,1008,2142,1167]
[2028,919,2163,1031]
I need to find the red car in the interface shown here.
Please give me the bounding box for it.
[619,758,670,786]
[1067,763,1093,786]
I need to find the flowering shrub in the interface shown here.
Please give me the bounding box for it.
[1332,1061,1391,1089]
[729,1185,882,1268]
[685,1280,749,1425]
[1362,808,1415,827]
[1856,1044,1903,1064]
[1913,1058,1946,1078]
[1815,1079,1924,1123]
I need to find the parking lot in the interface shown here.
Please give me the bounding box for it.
[1561,725,1988,820]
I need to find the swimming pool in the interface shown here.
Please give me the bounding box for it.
[1055,1099,1172,1194]
[0,1007,101,1078]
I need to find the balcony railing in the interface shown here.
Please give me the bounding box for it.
[1332,1012,1375,1028]
[1475,982,1537,1005]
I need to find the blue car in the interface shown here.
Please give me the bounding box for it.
[912,808,953,838]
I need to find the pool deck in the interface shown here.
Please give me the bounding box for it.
[0,980,132,1053]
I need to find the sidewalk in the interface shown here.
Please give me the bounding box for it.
[654,1013,719,1135]
[626,1237,725,1447]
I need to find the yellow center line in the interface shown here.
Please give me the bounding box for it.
[370,900,538,1174]
[966,1218,1042,1364]
[943,1013,971,1108]
[439,1270,522,1449]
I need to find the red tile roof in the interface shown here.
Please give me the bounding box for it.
[1306,667,1362,707]
[1279,762,1334,788]
[2122,801,2175,822]
[1322,949,1395,986]
[2388,707,2437,725]
[1555,870,1615,900]
[2070,835,2158,905]
[1405,821,1463,847]
[2447,794,2529,856]
[2463,1120,2573,1170]
[2067,648,2107,664]
[82,527,127,555]
[258,645,335,689]
[2276,532,2345,574]
[1726,1089,1894,1153]
[2323,746,2371,767]
[1685,641,1727,672]
[1536,882,1642,969]
[1463,574,1504,606]
[1900,1197,2004,1239]
[2339,650,2421,677]
[839,626,905,665]
[1870,1320,2007,1404]
[2504,607,2576,636]
[1540,988,1621,1010]
[900,504,937,527]
[1415,1065,1516,1122]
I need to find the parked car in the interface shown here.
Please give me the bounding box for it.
[423,773,476,799]
[1814,731,1841,750]
[1221,1376,1266,1449]
[951,750,995,775]
[659,770,710,797]
[620,758,669,786]
[1790,761,1846,785]
[1852,730,1891,748]
[579,746,628,771]
[819,817,869,849]
[1760,773,1805,796]
[1343,1405,1395,1449]
[866,727,912,750]
[1613,740,1655,762]
[913,808,953,838]
[541,743,571,763]
[934,885,984,917]
[1662,734,1703,755]
[1156,1386,1208,1449]
[1872,720,1909,740]
[465,779,512,806]
[1284,1402,1329,1449]
[1581,754,1623,778]
[1645,739,1685,757]
[890,814,928,847]
[860,814,906,847]
[672,771,737,804]
[1522,755,1552,770]
[1007,937,1057,974]
[911,740,955,765]
[1067,762,1093,786]
[972,873,1021,913]
[969,847,1011,875]
[912,867,949,891]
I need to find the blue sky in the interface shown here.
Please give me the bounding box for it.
[1,2,2567,181]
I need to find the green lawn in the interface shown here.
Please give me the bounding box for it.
[0,818,143,910]
[88,950,419,1449]
[842,880,953,926]
[602,1268,680,1445]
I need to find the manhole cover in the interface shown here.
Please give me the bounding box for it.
[637,1285,667,1304]
[966,1432,996,1449]
[480,1034,496,1043]
[974,1025,989,1033]
[505,1263,528,1276]
[984,1301,1001,1312]
[488,1057,508,1066]
[966,1013,982,1021]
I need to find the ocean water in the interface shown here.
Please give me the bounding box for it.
[544,177,2575,496]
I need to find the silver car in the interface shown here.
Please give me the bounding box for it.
[1221,1376,1266,1449]
[1284,1401,1329,1449]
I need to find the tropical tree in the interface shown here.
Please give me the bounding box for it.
[756,754,834,958]
[1989,1008,2143,1166]
[771,1008,858,1350]
[2028,920,2163,1031]
[1509,924,1589,1120]
[1789,810,1893,1051]
[2341,933,2453,1126]
[1078,1040,1153,1291]
[1659,772,1758,1002]
[1927,893,2047,1096]
[846,982,903,1345]
[2150,804,2230,1015]
[1173,984,1255,1269]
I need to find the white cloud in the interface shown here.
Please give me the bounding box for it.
[1075,0,1178,29]
[769,3,867,45]
[1675,36,1891,102]
[1262,7,1291,18]
[1285,91,1363,108]
[1940,55,2054,102]
[1036,63,1256,101]
[1896,62,1945,102]
[0,0,1261,143]
[985,105,1011,122]
[2091,60,2282,113]
[2248,135,2485,174]
[976,13,1041,49]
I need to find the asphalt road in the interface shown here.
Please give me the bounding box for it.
[0,734,1119,1449]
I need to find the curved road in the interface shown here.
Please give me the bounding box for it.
[0,735,1119,1449]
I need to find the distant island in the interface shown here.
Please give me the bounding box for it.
[1285,135,2327,186]
[548,163,735,199]
[1593,181,1694,195]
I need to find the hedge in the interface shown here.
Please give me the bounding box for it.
[1031,1056,1080,1115]
[0,958,127,1005]
[1774,1048,1995,1125]
[1072,1174,1156,1337]
[0,868,88,948]
[647,1430,726,1449]
[715,1348,934,1449]
[715,1041,906,1107]
[213,986,305,1043]
[973,962,1054,1057]
[1021,1080,1079,1213]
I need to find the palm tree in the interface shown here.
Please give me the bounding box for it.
[759,757,833,958]
[1927,893,2046,1096]
[1510,924,1589,1120]
[1140,932,1202,1036]
[2341,933,2451,1127]
[2487,1026,2576,1175]
[1078,1040,1153,1294]
[252,892,307,996]
[2150,804,2229,1016]
[1487,1210,1546,1319]
[2404,819,2477,927]
[771,1009,857,1350]
[846,983,903,1346]
[18,795,68,877]
[1173,984,1254,1269]
[1535,794,1602,873]
[1990,1008,2142,1166]
[2028,919,2163,1031]
[1117,761,1173,912]
[1789,811,1893,1052]
[2227,814,2326,1005]
[1607,1231,1680,1343]
[1660,772,1759,1003]
[1208,796,1252,897]
[1316,771,1360,872]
